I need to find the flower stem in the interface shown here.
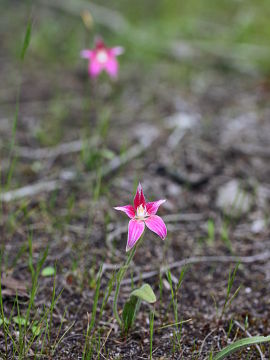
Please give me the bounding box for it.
[113,245,137,326]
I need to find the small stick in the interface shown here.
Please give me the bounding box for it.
[16,137,99,160]
[0,133,159,202]
[121,251,270,285]
[198,328,217,358]
[106,212,204,247]
[227,144,270,158]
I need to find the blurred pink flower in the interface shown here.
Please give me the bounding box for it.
[80,37,124,79]
[114,183,167,251]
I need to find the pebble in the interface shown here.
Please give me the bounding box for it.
[216,179,252,216]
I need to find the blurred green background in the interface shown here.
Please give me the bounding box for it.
[1,0,270,72]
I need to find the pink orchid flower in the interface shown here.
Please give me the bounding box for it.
[114,183,167,251]
[80,37,124,79]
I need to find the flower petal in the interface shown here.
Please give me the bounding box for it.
[80,50,93,59]
[146,199,166,215]
[133,183,146,210]
[89,59,103,77]
[104,57,118,78]
[145,215,167,240]
[110,46,124,56]
[114,205,135,219]
[95,37,105,49]
[127,219,145,251]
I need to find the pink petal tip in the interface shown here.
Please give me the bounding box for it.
[146,199,166,215]
[145,215,167,240]
[126,219,145,251]
[134,182,146,210]
[114,205,135,219]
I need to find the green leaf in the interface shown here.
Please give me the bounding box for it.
[130,283,156,303]
[32,323,41,337]
[20,20,32,61]
[13,316,29,326]
[122,296,141,333]
[213,335,270,360]
[0,317,9,326]
[41,266,55,277]
[122,284,156,333]
[101,149,115,160]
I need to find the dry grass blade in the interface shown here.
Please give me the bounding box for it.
[234,320,265,360]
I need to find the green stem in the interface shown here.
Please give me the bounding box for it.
[113,245,137,326]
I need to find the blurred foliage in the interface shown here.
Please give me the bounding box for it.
[104,0,270,71]
[1,0,270,72]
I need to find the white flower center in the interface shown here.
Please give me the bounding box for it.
[136,204,148,220]
[96,50,109,64]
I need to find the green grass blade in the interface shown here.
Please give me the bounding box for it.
[88,265,102,332]
[20,20,32,61]
[149,310,154,360]
[213,335,270,360]
[99,271,116,321]
[0,251,8,355]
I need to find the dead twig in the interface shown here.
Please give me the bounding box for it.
[199,328,217,359]
[0,131,159,202]
[156,164,222,189]
[164,213,204,223]
[228,144,270,158]
[1,274,29,298]
[0,179,62,202]
[106,213,204,249]
[121,250,270,285]
[16,137,99,160]
[99,327,113,355]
